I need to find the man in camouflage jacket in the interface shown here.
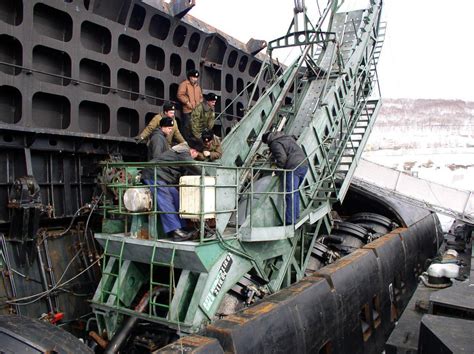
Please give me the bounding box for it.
[196,129,222,161]
[191,93,218,139]
[136,104,185,146]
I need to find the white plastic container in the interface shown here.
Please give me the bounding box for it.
[179,176,216,219]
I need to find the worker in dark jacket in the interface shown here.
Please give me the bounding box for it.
[141,138,204,241]
[196,129,222,161]
[262,132,308,225]
[147,117,174,160]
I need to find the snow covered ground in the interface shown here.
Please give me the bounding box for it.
[361,149,474,231]
[363,98,474,192]
[362,148,474,192]
[360,99,474,231]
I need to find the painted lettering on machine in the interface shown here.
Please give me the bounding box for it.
[202,253,233,312]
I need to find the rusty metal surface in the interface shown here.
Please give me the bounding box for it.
[154,335,224,353]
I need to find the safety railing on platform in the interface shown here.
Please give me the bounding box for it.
[99,159,322,242]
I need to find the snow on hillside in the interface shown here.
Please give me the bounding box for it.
[362,99,474,192]
[365,99,474,151]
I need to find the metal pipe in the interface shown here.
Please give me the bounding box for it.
[0,234,21,315]
[42,238,57,291]
[36,243,55,313]
[104,287,165,354]
[89,330,108,349]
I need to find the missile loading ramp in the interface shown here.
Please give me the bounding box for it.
[92,0,390,343]
[0,1,446,353]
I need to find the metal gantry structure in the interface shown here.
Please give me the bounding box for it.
[92,0,386,338]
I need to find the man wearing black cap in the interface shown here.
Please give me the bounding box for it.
[141,138,205,241]
[136,103,185,147]
[147,117,174,160]
[196,129,222,161]
[190,92,218,139]
[177,69,203,139]
[262,131,308,225]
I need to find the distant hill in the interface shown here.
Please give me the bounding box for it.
[365,98,474,151]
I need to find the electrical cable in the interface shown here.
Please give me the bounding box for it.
[57,312,94,328]
[57,288,93,297]
[55,205,90,237]
[2,195,105,307]
[3,254,102,306]
[0,251,43,285]
[84,193,103,244]
[37,205,89,247]
[214,229,273,289]
[215,229,253,261]
[2,250,82,305]
[39,192,103,247]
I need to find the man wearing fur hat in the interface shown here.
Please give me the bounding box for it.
[141,138,205,242]
[177,69,203,139]
[196,129,222,161]
[190,92,218,139]
[136,103,185,146]
[147,117,174,160]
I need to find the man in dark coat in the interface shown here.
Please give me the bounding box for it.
[147,116,174,160]
[262,131,308,225]
[141,138,204,241]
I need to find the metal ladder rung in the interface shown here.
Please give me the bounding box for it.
[149,302,170,309]
[101,289,118,296]
[151,282,171,288]
[99,238,127,304]
[103,238,127,258]
[148,245,176,318]
[102,271,119,278]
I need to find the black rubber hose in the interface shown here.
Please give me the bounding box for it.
[324,235,344,244]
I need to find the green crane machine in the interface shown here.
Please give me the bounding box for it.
[91,0,385,345]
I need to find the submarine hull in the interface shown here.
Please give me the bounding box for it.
[156,186,442,353]
[0,1,445,352]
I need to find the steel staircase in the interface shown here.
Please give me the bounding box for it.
[232,4,385,232]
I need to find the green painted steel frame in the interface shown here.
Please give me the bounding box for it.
[92,0,385,336]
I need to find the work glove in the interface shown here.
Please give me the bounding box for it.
[203,151,211,157]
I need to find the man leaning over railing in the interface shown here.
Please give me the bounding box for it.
[262,132,308,225]
[141,138,204,241]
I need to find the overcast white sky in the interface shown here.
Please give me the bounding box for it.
[189,0,474,102]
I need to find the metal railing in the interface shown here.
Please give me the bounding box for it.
[99,159,315,242]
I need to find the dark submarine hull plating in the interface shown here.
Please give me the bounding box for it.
[0,1,443,353]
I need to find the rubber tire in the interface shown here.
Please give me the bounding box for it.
[0,315,93,353]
